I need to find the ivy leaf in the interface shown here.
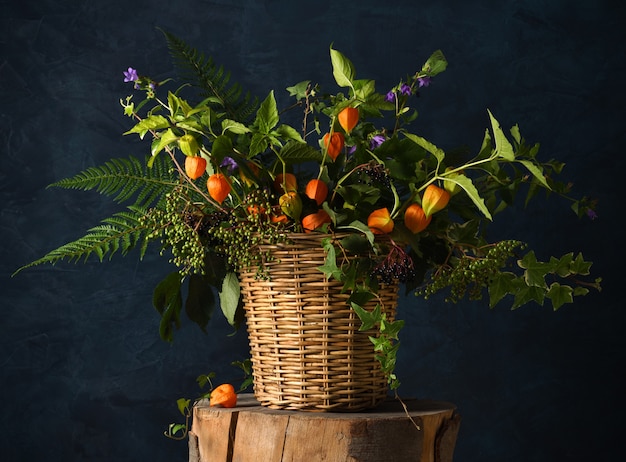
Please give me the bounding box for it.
[330,47,355,89]
[317,239,343,281]
[512,285,546,310]
[550,253,574,278]
[380,318,405,339]
[518,251,550,288]
[255,90,279,134]
[352,302,382,331]
[218,272,240,327]
[547,282,574,310]
[488,271,517,308]
[286,80,311,99]
[176,398,191,416]
[570,253,592,275]
[488,110,515,161]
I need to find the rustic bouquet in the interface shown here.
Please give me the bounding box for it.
[15,32,600,394]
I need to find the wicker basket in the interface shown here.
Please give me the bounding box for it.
[239,233,399,412]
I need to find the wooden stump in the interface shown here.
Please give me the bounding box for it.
[189,394,460,462]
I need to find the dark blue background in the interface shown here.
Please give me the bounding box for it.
[2,1,623,460]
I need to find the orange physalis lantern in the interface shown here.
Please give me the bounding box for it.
[422,184,450,217]
[209,383,237,408]
[367,207,394,234]
[207,173,231,204]
[323,132,345,161]
[404,203,432,233]
[184,156,207,180]
[305,179,329,205]
[338,106,359,133]
[302,210,332,232]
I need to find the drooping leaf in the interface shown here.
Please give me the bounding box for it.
[218,272,241,327]
[185,274,215,332]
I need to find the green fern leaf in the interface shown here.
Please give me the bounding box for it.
[159,29,259,122]
[48,155,177,208]
[12,206,156,275]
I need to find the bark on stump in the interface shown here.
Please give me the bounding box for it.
[189,394,460,462]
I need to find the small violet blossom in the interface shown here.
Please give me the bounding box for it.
[369,134,386,150]
[123,67,139,83]
[220,156,238,173]
[586,208,598,220]
[417,76,431,88]
[400,83,412,96]
[384,90,396,102]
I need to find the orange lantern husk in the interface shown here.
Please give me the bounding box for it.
[305,179,329,205]
[323,132,345,161]
[209,383,237,408]
[367,207,394,234]
[338,107,359,133]
[422,184,451,217]
[185,156,207,180]
[302,210,332,232]
[207,173,231,204]
[404,203,432,233]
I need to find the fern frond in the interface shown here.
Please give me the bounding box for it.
[49,155,177,208]
[13,206,157,275]
[159,29,259,122]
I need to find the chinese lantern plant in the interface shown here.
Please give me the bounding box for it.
[14,31,601,390]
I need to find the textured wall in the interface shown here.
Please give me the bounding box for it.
[1,0,623,461]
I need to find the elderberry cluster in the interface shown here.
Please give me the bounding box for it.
[356,161,391,189]
[371,245,416,284]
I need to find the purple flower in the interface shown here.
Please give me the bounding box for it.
[400,83,412,96]
[369,134,386,150]
[385,90,396,102]
[220,156,238,173]
[123,67,139,83]
[586,208,598,220]
[417,76,431,88]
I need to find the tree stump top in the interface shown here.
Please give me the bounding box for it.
[190,394,460,462]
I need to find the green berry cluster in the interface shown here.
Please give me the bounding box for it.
[419,240,526,302]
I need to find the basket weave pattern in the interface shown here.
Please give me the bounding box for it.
[239,233,399,411]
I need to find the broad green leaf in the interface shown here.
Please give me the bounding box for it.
[176,398,191,416]
[153,272,183,342]
[487,110,515,161]
[124,115,170,139]
[211,134,234,160]
[150,128,179,158]
[275,124,304,143]
[219,272,240,327]
[249,133,269,157]
[255,90,279,133]
[422,50,448,76]
[330,47,355,88]
[222,119,250,135]
[185,274,215,332]
[403,132,445,163]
